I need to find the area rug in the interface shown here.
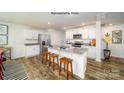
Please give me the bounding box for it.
[3,60,28,80]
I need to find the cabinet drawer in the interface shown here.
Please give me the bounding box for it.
[25,45,40,57]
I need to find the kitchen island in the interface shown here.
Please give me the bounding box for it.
[48,46,88,79]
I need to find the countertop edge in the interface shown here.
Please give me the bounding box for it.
[24,43,40,46]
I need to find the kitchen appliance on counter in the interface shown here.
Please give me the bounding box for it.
[73,34,82,39]
[72,41,82,47]
[91,39,96,46]
[38,34,51,54]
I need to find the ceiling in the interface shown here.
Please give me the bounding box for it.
[0,12,124,30]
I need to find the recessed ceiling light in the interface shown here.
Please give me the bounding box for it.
[63,27,66,29]
[82,23,85,26]
[48,21,51,25]
[109,24,112,26]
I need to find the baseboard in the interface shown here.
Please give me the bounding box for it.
[110,56,124,63]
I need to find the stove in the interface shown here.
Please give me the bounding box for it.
[72,42,82,47]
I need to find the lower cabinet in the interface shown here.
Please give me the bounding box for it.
[87,47,96,59]
[25,45,40,57]
[82,46,96,59]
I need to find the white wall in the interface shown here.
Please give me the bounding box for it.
[48,29,65,46]
[0,21,46,59]
[102,24,124,58]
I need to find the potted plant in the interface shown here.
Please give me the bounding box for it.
[103,33,112,61]
[104,33,110,49]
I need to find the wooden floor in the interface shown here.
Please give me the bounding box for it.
[23,56,124,80]
[85,58,124,80]
[22,56,76,80]
[4,56,124,80]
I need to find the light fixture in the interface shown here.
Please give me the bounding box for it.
[109,24,112,26]
[48,21,51,25]
[82,23,85,26]
[63,27,66,29]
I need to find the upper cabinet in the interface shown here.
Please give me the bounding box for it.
[88,28,96,39]
[66,27,96,40]
[25,30,39,40]
[66,30,73,40]
[72,29,82,34]
[82,29,89,39]
[32,31,39,39]
[25,30,32,39]
[82,28,96,39]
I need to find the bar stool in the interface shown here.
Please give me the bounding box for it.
[49,53,59,71]
[59,57,73,80]
[41,52,50,64]
[46,52,51,62]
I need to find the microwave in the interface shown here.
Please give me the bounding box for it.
[73,34,82,39]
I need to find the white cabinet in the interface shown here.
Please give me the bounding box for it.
[66,31,70,40]
[82,29,89,39]
[25,46,33,57]
[76,28,82,34]
[88,29,96,39]
[82,46,96,59]
[82,29,95,39]
[25,30,33,39]
[87,47,96,59]
[66,29,82,40]
[66,28,96,40]
[66,31,73,40]
[25,45,40,57]
[32,31,39,39]
[72,29,81,34]
[70,31,73,39]
[25,30,39,40]
[72,29,77,34]
[34,45,40,55]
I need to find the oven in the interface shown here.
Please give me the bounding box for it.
[72,42,82,47]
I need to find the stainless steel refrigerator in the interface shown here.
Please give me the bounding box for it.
[38,34,51,54]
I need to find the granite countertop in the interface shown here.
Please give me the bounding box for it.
[81,44,96,47]
[24,43,40,46]
[63,48,88,54]
[49,46,88,54]
[66,43,96,47]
